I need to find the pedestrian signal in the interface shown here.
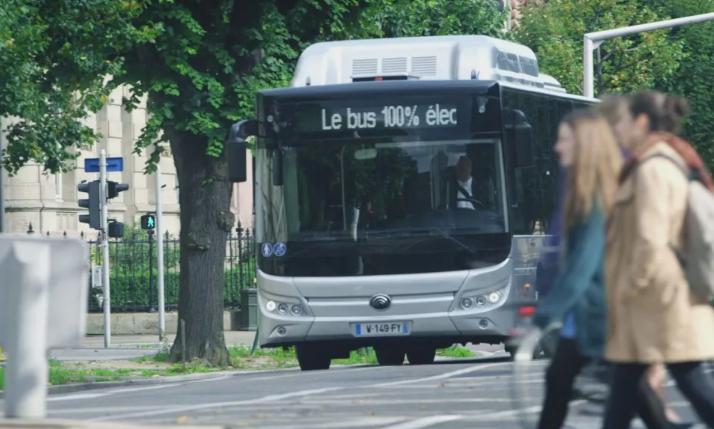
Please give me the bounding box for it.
[140,214,156,230]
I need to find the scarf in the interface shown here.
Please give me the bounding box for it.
[619,132,714,192]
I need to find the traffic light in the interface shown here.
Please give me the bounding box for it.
[107,220,124,238]
[106,181,129,238]
[107,181,129,199]
[140,214,156,230]
[78,180,101,229]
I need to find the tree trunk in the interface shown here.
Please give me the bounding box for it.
[168,129,233,366]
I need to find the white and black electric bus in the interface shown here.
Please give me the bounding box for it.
[227,35,595,370]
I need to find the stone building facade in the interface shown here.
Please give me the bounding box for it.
[0,85,253,238]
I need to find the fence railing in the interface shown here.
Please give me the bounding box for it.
[86,226,256,312]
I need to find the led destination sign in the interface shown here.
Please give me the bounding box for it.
[320,103,458,131]
[288,97,472,139]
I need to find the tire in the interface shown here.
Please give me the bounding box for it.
[406,347,436,365]
[375,346,405,366]
[296,344,331,371]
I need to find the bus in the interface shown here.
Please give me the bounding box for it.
[227,35,595,370]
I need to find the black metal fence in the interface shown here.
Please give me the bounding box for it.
[87,226,256,312]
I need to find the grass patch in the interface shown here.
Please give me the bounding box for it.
[437,345,475,358]
[229,346,298,369]
[136,350,171,363]
[333,348,378,365]
[0,344,379,390]
[0,359,219,390]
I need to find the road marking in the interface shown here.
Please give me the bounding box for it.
[90,386,345,421]
[49,374,232,402]
[88,361,510,422]
[48,383,182,401]
[372,362,509,388]
[380,415,462,429]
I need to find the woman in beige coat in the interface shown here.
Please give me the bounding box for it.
[603,91,714,429]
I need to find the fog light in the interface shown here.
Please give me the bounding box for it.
[461,297,474,309]
[478,319,489,329]
[476,296,486,306]
[266,300,277,312]
[276,326,287,336]
[277,303,289,314]
[488,292,501,303]
[290,304,304,316]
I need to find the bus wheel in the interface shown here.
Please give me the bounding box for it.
[296,344,331,371]
[406,347,436,365]
[375,346,405,366]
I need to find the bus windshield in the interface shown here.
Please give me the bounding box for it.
[258,137,511,276]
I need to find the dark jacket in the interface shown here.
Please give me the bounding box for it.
[533,206,607,358]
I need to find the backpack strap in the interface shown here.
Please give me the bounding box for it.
[638,153,694,182]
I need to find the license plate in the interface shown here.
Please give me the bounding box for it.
[352,322,410,337]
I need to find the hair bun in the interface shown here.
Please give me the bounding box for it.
[663,95,689,133]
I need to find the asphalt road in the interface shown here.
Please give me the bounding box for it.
[2,351,704,429]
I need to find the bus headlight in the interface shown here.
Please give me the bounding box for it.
[290,304,304,316]
[460,288,506,310]
[488,292,501,304]
[264,298,307,317]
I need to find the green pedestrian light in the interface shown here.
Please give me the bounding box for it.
[140,214,156,230]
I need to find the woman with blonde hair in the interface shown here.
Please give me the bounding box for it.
[533,109,622,429]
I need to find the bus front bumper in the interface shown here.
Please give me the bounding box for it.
[258,297,517,348]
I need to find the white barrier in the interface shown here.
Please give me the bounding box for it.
[0,236,88,418]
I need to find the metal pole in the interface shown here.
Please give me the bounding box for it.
[155,163,165,340]
[148,230,153,310]
[583,37,595,98]
[583,12,714,97]
[0,120,6,233]
[100,149,111,348]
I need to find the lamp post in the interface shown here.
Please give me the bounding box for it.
[583,13,714,98]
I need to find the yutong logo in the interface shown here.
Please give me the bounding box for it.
[369,294,391,310]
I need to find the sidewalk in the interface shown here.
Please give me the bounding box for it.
[48,331,256,362]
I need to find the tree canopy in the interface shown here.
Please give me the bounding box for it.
[1,0,509,365]
[514,0,714,167]
[514,0,685,95]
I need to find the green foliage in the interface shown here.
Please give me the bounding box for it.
[87,227,254,310]
[652,0,714,168]
[515,0,685,95]
[352,0,506,38]
[333,348,379,365]
[0,0,145,174]
[515,0,714,168]
[437,345,476,358]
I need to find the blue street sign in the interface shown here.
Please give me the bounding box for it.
[84,157,124,173]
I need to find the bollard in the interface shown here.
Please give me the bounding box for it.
[0,236,88,419]
[0,241,50,418]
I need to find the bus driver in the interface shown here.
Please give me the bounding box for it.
[454,155,477,210]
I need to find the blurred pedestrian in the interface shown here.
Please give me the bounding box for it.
[598,95,689,428]
[603,91,714,429]
[533,109,622,429]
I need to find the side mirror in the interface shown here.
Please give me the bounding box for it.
[226,119,257,182]
[505,109,534,167]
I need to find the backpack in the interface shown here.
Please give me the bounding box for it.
[643,154,714,304]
